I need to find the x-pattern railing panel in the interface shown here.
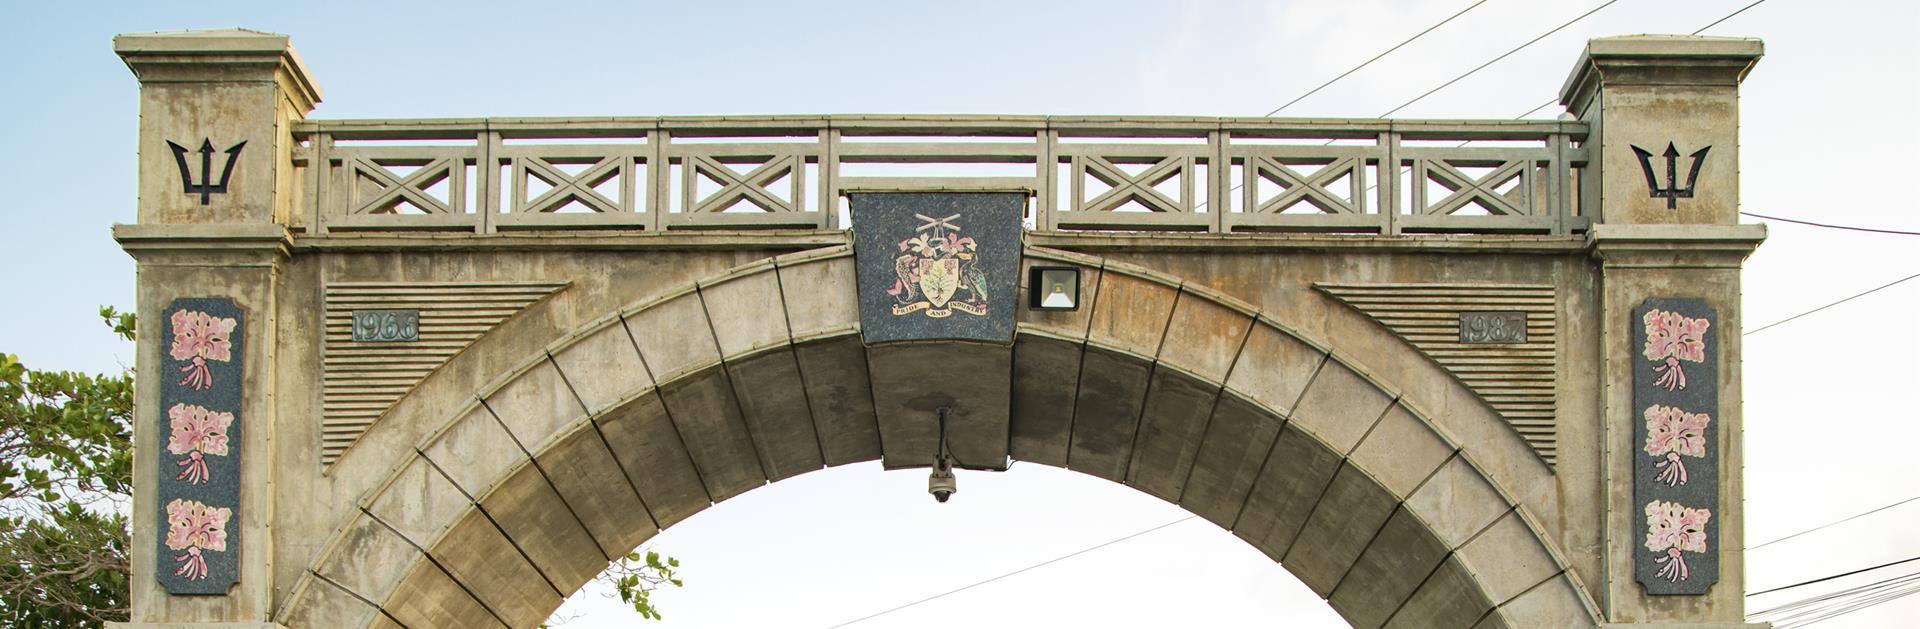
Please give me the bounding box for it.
[1248,156,1366,215]
[519,156,623,214]
[291,116,1589,235]
[494,143,653,229]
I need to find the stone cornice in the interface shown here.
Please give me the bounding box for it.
[115,29,323,112]
[1559,35,1763,119]
[114,223,292,265]
[1586,223,1767,269]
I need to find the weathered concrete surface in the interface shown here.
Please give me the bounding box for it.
[117,29,1767,629]
[255,254,1603,628]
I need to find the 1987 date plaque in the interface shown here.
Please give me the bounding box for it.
[1459,311,1527,344]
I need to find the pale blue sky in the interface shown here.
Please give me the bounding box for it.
[3,1,1918,627]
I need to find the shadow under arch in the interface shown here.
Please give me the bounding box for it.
[276,246,1601,629]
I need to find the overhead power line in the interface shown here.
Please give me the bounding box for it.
[1750,555,1920,598]
[1741,212,1920,236]
[1263,0,1490,116]
[824,516,1197,628]
[1377,0,1620,118]
[1744,272,1920,336]
[1750,495,1920,551]
[1751,567,1920,627]
[1695,0,1770,34]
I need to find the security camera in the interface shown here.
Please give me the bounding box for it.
[928,462,957,503]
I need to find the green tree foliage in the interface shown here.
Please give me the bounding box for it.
[1,309,680,627]
[609,550,682,621]
[0,307,137,626]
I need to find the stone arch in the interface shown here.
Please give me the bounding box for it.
[275,246,1601,629]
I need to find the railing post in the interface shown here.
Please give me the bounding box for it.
[1035,129,1057,231]
[820,128,839,229]
[1550,131,1570,235]
[1209,130,1228,233]
[1379,131,1399,235]
[478,130,499,234]
[648,129,668,231]
[310,131,331,234]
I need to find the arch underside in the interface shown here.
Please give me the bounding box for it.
[279,250,1597,629]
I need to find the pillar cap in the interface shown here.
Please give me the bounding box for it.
[1559,35,1761,118]
[114,28,322,111]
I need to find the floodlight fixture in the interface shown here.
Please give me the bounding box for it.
[1027,266,1081,311]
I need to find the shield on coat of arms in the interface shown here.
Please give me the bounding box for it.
[918,257,960,308]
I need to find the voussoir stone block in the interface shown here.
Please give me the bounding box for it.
[1125,367,1220,503]
[1386,555,1495,629]
[1331,508,1451,629]
[1181,392,1283,529]
[1481,573,1592,628]
[1233,424,1343,562]
[791,335,881,466]
[382,560,505,629]
[1008,334,1082,468]
[314,514,422,608]
[477,462,608,594]
[777,255,857,340]
[363,456,469,552]
[427,509,561,628]
[422,403,528,499]
[1156,291,1253,383]
[1224,322,1326,418]
[724,348,826,481]
[625,291,721,382]
[1067,346,1152,482]
[1348,403,1456,498]
[548,318,653,416]
[594,392,711,528]
[277,569,382,629]
[1405,455,1511,550]
[533,425,657,558]
[700,267,790,358]
[1286,464,1402,598]
[1457,511,1563,604]
[484,358,588,453]
[1086,272,1177,357]
[1289,359,1394,455]
[658,370,768,502]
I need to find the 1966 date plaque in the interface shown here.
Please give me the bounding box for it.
[1459,311,1527,344]
[352,309,420,343]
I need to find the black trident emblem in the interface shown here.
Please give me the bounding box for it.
[1631,142,1710,210]
[167,138,247,205]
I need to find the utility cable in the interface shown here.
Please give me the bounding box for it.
[1263,0,1490,116]
[1377,0,1620,118]
[1200,0,1765,211]
[823,516,1197,628]
[1695,0,1770,35]
[1741,212,1920,236]
[1749,494,1920,550]
[1744,272,1920,336]
[1752,568,1920,624]
[1749,555,1920,598]
[1778,579,1920,627]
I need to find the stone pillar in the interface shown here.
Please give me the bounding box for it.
[111,29,319,628]
[1565,36,1770,627]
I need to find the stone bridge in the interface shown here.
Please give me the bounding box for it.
[111,29,1767,628]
